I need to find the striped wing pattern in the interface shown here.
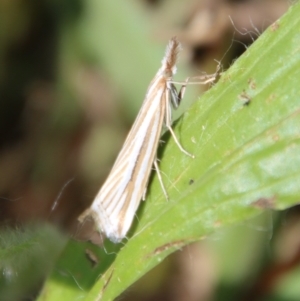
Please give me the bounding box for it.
[79,37,180,243]
[92,81,166,242]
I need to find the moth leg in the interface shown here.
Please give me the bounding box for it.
[142,159,167,201]
[171,71,217,107]
[154,159,169,201]
[176,76,190,105]
[168,125,194,158]
[165,90,195,158]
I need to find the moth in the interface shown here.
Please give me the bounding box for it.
[79,37,212,243]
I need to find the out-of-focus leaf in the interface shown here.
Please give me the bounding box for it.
[0,223,66,300]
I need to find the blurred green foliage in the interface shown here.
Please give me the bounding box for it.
[1,0,300,301]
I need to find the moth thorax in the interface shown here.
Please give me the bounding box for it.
[163,69,173,78]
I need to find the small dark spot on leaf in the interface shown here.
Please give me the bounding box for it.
[85,248,99,268]
[243,99,251,106]
[266,93,276,104]
[189,179,194,185]
[270,21,280,32]
[98,269,114,299]
[239,90,251,106]
[248,78,256,90]
[145,240,187,258]
[251,197,276,209]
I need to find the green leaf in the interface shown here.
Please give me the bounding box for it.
[39,2,300,300]
[0,223,66,300]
